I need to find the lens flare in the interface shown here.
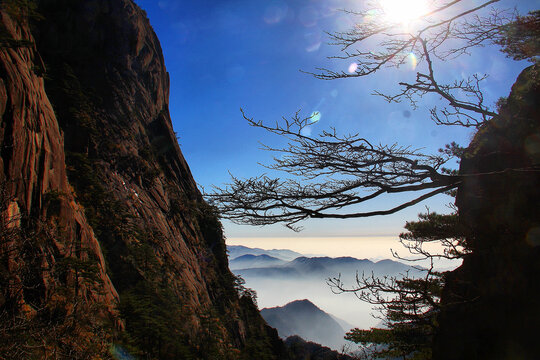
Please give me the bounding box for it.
[111,345,135,360]
[263,3,288,24]
[310,111,321,123]
[380,0,428,25]
[305,31,322,52]
[408,52,418,70]
[306,42,321,52]
[348,63,358,74]
[299,6,318,27]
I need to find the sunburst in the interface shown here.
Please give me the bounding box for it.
[380,0,429,25]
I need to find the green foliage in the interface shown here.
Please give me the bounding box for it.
[344,211,469,359]
[345,271,443,359]
[402,213,461,240]
[496,10,540,63]
[53,254,102,298]
[0,186,112,358]
[193,201,229,268]
[241,337,281,360]
[235,296,287,360]
[48,63,100,143]
[285,335,352,360]
[117,153,161,185]
[118,282,194,359]
[64,153,243,359]
[496,96,509,113]
[65,152,133,248]
[346,327,432,360]
[43,190,63,217]
[233,274,258,307]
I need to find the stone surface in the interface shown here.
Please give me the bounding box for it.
[0,5,118,316]
[435,65,540,359]
[1,1,288,358]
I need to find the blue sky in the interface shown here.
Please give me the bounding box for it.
[134,0,538,247]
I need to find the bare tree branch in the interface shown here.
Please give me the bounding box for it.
[206,1,533,229]
[207,111,461,230]
[311,0,516,128]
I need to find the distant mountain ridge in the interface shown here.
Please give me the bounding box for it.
[234,255,414,280]
[228,244,421,330]
[261,300,350,351]
[228,245,303,261]
[229,254,286,270]
[0,2,290,358]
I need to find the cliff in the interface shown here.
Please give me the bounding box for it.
[0,1,288,358]
[434,64,540,359]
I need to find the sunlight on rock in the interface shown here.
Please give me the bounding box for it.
[348,62,358,74]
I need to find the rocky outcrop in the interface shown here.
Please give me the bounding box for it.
[0,6,119,357]
[434,65,540,359]
[1,1,288,358]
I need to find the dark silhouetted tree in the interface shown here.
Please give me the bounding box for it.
[208,2,533,231]
[328,210,469,359]
[207,1,537,358]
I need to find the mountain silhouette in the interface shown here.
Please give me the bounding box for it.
[261,299,350,351]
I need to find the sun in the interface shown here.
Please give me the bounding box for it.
[380,0,429,25]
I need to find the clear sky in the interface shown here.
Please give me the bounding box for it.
[134,0,538,256]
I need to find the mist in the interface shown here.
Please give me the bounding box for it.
[230,249,423,330]
[243,274,377,330]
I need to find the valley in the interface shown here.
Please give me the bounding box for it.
[228,245,422,349]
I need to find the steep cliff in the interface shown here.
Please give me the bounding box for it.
[1,0,288,358]
[434,65,540,359]
[0,4,119,357]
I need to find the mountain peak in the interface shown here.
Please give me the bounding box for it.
[284,299,319,309]
[261,299,347,351]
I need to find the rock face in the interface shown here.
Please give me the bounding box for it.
[1,1,288,358]
[0,6,119,356]
[434,65,540,359]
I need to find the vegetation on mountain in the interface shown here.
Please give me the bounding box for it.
[496,10,539,62]
[0,1,292,358]
[209,1,540,358]
[1,0,538,358]
[209,1,530,230]
[330,211,467,359]
[261,299,347,351]
[285,335,354,360]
